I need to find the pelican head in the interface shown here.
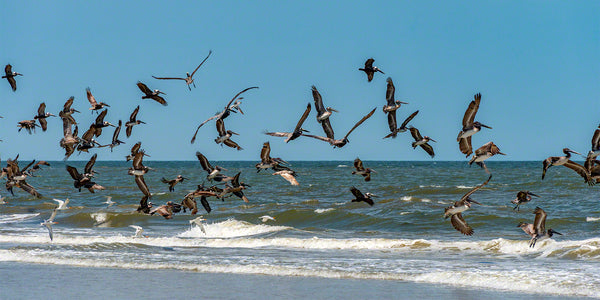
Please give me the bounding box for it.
[465,197,481,206]
[425,136,436,142]
[155,89,166,95]
[365,192,377,198]
[300,128,310,133]
[227,130,239,136]
[563,148,582,156]
[326,107,339,113]
[474,121,492,129]
[105,122,116,127]
[547,229,562,237]
[395,101,409,105]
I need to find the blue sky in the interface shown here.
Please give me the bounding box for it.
[2,1,599,161]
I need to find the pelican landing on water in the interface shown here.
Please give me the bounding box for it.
[457,93,492,157]
[444,175,491,236]
[518,207,562,248]
[153,50,212,91]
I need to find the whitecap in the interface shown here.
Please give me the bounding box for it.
[315,208,335,214]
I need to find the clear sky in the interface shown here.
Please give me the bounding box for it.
[2,1,599,161]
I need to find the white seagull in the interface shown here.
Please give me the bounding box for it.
[41,209,58,241]
[129,225,145,238]
[189,216,206,234]
[53,198,70,210]
[103,196,115,208]
[259,215,276,223]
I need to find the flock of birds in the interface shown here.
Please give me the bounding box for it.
[2,56,596,248]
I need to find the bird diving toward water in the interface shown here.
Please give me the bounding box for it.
[191,86,258,143]
[409,126,436,158]
[352,158,376,182]
[382,78,410,138]
[312,86,337,140]
[302,107,376,148]
[125,106,145,138]
[518,207,562,248]
[457,93,492,157]
[358,58,384,82]
[350,186,377,206]
[161,175,186,192]
[41,209,58,241]
[3,64,23,91]
[444,175,492,236]
[152,50,212,90]
[34,102,56,131]
[468,141,506,173]
[136,82,167,106]
[265,103,312,143]
[511,191,540,211]
[541,148,584,180]
[59,96,79,125]
[86,88,110,112]
[215,118,243,150]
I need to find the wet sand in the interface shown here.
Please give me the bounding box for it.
[0,262,587,300]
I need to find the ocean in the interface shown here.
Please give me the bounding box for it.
[0,161,598,298]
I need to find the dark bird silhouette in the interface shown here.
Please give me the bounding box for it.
[444,175,491,236]
[358,58,384,82]
[34,102,56,131]
[196,152,230,182]
[90,109,115,137]
[457,93,492,157]
[265,103,312,143]
[137,82,167,106]
[125,106,145,137]
[17,120,39,134]
[66,154,104,193]
[352,158,376,182]
[511,191,540,211]
[302,108,376,148]
[86,88,110,112]
[350,186,376,206]
[152,50,212,90]
[161,175,186,192]
[409,127,436,158]
[3,64,22,91]
[218,172,250,203]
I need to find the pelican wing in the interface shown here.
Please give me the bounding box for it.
[150,94,167,106]
[95,109,107,124]
[312,86,326,114]
[387,111,397,133]
[278,171,299,186]
[224,86,258,109]
[152,76,186,81]
[85,153,97,175]
[459,136,473,157]
[129,106,140,122]
[18,181,42,198]
[81,126,95,142]
[343,107,376,140]
[364,58,374,69]
[300,133,331,143]
[350,186,364,199]
[353,158,364,171]
[385,77,395,106]
[409,127,423,141]
[419,143,435,158]
[195,152,213,173]
[265,131,291,138]
[216,118,227,136]
[294,103,312,133]
[191,115,219,143]
[592,124,600,151]
[460,174,492,201]
[136,82,152,95]
[533,207,547,236]
[135,175,151,197]
[260,142,271,163]
[63,96,74,111]
[39,118,48,132]
[86,88,98,105]
[132,151,145,170]
[37,102,46,116]
[190,50,212,78]
[520,223,536,237]
[450,213,474,236]
[131,142,141,155]
[223,139,243,150]
[563,160,592,184]
[111,120,122,143]
[398,110,419,131]
[200,196,212,213]
[66,165,81,180]
[462,93,481,127]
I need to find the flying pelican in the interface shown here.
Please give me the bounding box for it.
[444,175,491,236]
[302,108,376,148]
[27,161,51,176]
[129,150,151,197]
[126,141,149,162]
[76,125,101,153]
[273,170,299,186]
[352,158,376,182]
[41,209,58,241]
[196,152,230,182]
[137,195,151,214]
[191,86,258,143]
[312,86,337,139]
[189,216,207,234]
[137,82,167,106]
[150,201,175,219]
[3,64,23,91]
[385,110,419,139]
[34,102,56,131]
[457,93,492,157]
[409,127,436,158]
[152,50,212,90]
[265,103,312,143]
[541,148,583,180]
[382,78,409,138]
[129,225,146,238]
[215,118,243,150]
[184,187,218,214]
[519,207,562,248]
[86,88,110,112]
[219,172,250,202]
[53,198,70,210]
[161,175,186,192]
[59,118,80,161]
[358,58,384,82]
[4,158,42,198]
[59,96,79,124]
[66,154,105,193]
[350,186,376,206]
[90,109,115,137]
[468,141,506,173]
[259,215,276,222]
[125,106,145,138]
[17,120,39,134]
[100,120,124,152]
[511,191,540,211]
[256,141,290,172]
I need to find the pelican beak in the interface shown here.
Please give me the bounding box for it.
[498,152,507,155]
[49,113,57,117]
[370,194,378,198]
[429,138,437,143]
[231,131,240,135]
[398,101,409,105]
[528,192,540,197]
[237,107,244,115]
[468,199,482,205]
[108,123,116,127]
[301,128,310,133]
[139,120,146,124]
[370,169,377,173]
[159,91,166,95]
[480,123,492,129]
[551,230,563,235]
[73,109,80,113]
[330,108,339,113]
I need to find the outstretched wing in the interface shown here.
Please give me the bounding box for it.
[294,103,312,133]
[450,213,473,235]
[136,82,152,95]
[460,175,492,201]
[190,50,213,78]
[343,108,376,140]
[462,93,481,127]
[196,152,213,172]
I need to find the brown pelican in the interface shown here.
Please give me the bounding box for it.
[196,152,229,182]
[17,120,39,134]
[255,141,290,172]
[215,118,243,150]
[150,201,175,219]
[585,155,600,184]
[312,86,337,139]
[4,158,42,198]
[511,191,540,211]
[382,78,409,138]
[358,58,384,82]
[129,150,151,197]
[99,120,124,151]
[409,127,436,158]
[219,172,250,202]
[27,161,51,176]
[444,175,491,236]
[457,93,492,157]
[40,209,58,241]
[191,87,258,143]
[152,50,212,90]
[303,108,376,148]
[126,141,149,162]
[541,148,583,180]
[86,88,110,112]
[183,187,218,214]
[66,154,104,193]
[59,118,80,160]
[266,103,312,143]
[350,186,376,206]
[468,141,506,173]
[3,64,22,91]
[385,110,419,139]
[161,175,186,192]
[125,106,145,138]
[137,195,151,214]
[352,158,376,181]
[90,109,115,137]
[77,125,101,153]
[59,96,79,125]
[34,102,56,131]
[273,170,299,186]
[588,123,600,159]
[136,82,167,106]
[519,207,562,248]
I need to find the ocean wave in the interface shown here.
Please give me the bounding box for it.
[177,219,291,238]
[586,216,600,222]
[314,208,335,214]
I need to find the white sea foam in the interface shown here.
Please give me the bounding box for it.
[586,216,600,222]
[314,208,335,214]
[421,199,431,203]
[419,185,443,188]
[456,185,474,189]
[90,212,110,227]
[337,165,348,168]
[178,219,291,238]
[401,196,412,201]
[0,213,40,224]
